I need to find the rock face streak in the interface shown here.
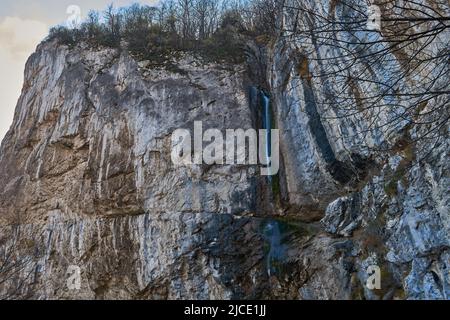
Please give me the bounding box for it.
[0,2,449,300]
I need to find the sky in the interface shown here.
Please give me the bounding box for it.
[0,0,158,143]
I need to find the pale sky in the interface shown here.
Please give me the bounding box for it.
[0,0,158,143]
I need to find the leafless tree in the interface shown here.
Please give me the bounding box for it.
[280,0,449,158]
[104,4,122,43]
[0,217,43,300]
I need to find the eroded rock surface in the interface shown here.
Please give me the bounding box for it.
[0,0,448,300]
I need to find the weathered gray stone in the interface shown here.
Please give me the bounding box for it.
[0,0,448,300]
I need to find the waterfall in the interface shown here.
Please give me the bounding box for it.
[250,88,285,276]
[261,92,272,180]
[263,220,283,277]
[249,87,273,179]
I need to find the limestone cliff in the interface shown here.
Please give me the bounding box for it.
[0,1,448,300]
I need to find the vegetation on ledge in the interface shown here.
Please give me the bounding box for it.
[48,1,277,64]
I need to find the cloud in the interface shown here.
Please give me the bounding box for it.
[0,16,48,60]
[0,16,48,142]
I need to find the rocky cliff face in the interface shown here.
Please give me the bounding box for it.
[0,41,269,299]
[258,0,449,299]
[0,2,448,300]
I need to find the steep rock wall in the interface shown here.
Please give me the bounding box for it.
[0,0,448,300]
[0,41,269,299]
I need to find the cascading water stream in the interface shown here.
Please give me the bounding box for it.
[249,86,285,277]
[263,220,284,277]
[261,92,272,181]
[260,90,285,276]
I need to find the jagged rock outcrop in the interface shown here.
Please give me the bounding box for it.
[0,41,269,299]
[0,0,448,300]
[261,0,449,299]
